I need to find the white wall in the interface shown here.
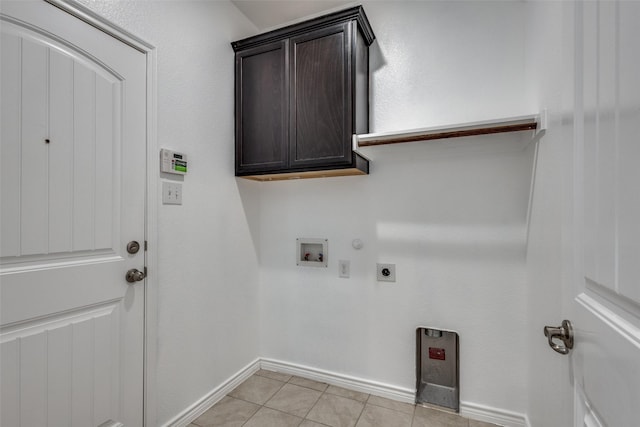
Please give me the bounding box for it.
[523,1,574,426]
[75,1,261,425]
[254,0,532,416]
[73,0,578,424]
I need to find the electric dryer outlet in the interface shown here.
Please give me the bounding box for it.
[377,263,396,282]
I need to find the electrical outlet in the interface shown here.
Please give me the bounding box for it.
[377,263,396,282]
[339,260,350,278]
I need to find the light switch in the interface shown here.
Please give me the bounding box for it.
[162,182,182,205]
[339,260,350,278]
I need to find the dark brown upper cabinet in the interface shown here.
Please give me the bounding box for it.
[232,6,375,181]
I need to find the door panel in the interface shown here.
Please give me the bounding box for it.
[49,48,75,254]
[616,0,640,301]
[290,23,351,167]
[1,302,121,425]
[0,33,21,257]
[19,36,49,256]
[1,18,121,263]
[572,1,640,426]
[236,40,288,173]
[0,2,146,425]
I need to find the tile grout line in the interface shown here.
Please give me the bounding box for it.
[206,371,485,427]
[303,384,331,427]
[267,381,323,423]
[240,376,288,427]
[352,397,367,427]
[236,373,328,427]
[256,371,414,427]
[299,386,323,421]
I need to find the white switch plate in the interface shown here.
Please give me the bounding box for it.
[162,182,182,205]
[339,260,350,278]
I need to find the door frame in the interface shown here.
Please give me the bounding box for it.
[44,1,159,425]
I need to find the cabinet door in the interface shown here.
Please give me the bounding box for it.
[290,23,353,168]
[235,40,288,174]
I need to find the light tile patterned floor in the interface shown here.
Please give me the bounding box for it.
[189,369,499,427]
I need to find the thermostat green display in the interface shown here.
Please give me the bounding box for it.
[161,149,187,175]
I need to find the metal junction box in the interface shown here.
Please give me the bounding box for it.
[416,327,460,412]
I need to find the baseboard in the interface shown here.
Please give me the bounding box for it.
[164,357,529,427]
[162,358,260,427]
[260,358,416,404]
[460,401,530,427]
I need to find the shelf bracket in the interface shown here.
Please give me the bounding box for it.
[536,109,548,134]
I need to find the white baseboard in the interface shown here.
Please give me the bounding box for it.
[162,358,260,427]
[165,357,528,427]
[260,358,416,404]
[460,401,529,427]
[263,359,528,427]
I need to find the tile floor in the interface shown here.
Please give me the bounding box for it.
[189,369,499,427]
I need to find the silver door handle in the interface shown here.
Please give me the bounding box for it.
[125,268,145,283]
[543,319,574,355]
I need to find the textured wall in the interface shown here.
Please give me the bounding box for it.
[75,1,261,425]
[71,0,572,423]
[254,0,532,416]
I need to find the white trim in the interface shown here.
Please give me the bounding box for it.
[162,359,261,427]
[460,401,530,427]
[166,357,530,427]
[42,1,160,426]
[264,359,529,426]
[1,252,121,274]
[45,0,154,52]
[261,358,415,404]
[576,292,640,349]
[0,299,118,342]
[143,41,160,427]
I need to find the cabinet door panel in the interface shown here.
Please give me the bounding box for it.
[290,23,352,168]
[236,41,288,173]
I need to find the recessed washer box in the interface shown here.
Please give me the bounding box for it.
[296,238,328,267]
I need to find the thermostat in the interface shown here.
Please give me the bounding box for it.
[160,149,187,175]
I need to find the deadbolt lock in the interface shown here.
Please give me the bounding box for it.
[127,241,141,254]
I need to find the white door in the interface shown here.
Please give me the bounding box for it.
[0,1,147,426]
[569,1,640,426]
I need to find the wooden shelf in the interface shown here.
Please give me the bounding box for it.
[354,113,544,148]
